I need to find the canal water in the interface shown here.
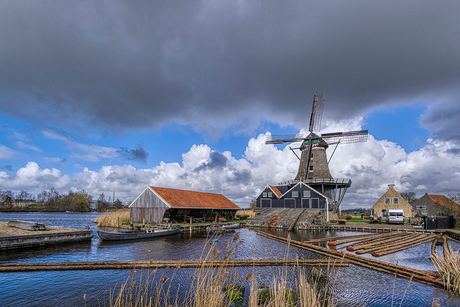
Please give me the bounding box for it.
[1,212,460,306]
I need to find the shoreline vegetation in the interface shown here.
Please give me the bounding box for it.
[105,233,336,307]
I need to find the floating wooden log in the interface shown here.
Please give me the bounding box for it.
[327,232,396,248]
[354,233,425,254]
[338,232,403,250]
[347,233,416,252]
[7,220,46,231]
[372,236,435,257]
[256,231,443,289]
[0,258,349,273]
[308,233,381,245]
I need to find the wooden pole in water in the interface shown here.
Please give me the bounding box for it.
[0,259,349,272]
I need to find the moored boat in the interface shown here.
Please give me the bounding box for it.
[207,222,240,233]
[97,226,180,241]
[222,223,240,229]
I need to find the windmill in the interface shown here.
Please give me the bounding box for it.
[266,94,368,211]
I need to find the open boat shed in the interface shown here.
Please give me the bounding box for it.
[129,186,240,224]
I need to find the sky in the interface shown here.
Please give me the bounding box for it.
[1,1,460,208]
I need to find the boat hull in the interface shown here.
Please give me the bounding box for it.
[97,228,179,241]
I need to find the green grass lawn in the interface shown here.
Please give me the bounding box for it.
[346,217,370,222]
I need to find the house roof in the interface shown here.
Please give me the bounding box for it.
[150,187,240,209]
[269,186,283,197]
[427,194,460,212]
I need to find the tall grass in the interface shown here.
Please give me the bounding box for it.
[95,209,130,228]
[235,209,257,219]
[104,233,335,307]
[432,248,460,293]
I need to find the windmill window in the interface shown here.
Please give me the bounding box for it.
[303,190,311,198]
[385,198,391,204]
[292,191,299,198]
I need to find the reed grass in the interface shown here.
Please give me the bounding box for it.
[235,209,257,219]
[431,247,460,293]
[104,233,335,307]
[95,209,130,228]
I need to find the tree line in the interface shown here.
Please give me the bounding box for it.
[0,188,124,212]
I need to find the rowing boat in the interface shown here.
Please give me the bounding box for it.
[97,226,180,241]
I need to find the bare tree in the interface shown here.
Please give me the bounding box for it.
[401,192,416,204]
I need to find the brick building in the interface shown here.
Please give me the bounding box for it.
[372,184,412,218]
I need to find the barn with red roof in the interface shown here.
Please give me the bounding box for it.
[129,186,240,224]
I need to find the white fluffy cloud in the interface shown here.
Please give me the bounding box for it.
[1,133,459,208]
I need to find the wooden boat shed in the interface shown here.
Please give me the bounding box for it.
[129,186,240,224]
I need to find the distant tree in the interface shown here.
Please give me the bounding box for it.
[113,199,123,209]
[400,192,416,204]
[0,190,15,209]
[249,198,257,210]
[448,193,460,204]
[72,192,92,212]
[97,193,110,211]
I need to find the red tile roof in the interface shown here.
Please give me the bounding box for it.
[428,194,460,212]
[150,187,240,209]
[269,186,283,197]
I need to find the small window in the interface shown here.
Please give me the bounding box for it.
[309,165,314,172]
[393,198,399,204]
[292,191,299,198]
[303,190,311,198]
[263,192,267,197]
[267,192,272,197]
[385,198,391,204]
[416,206,426,210]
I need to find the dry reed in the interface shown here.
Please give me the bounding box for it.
[235,209,257,219]
[95,209,131,228]
[431,246,460,293]
[105,232,334,307]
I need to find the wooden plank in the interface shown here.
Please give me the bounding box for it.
[7,220,46,231]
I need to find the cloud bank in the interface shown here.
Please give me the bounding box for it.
[1,133,459,208]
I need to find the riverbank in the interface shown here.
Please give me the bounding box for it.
[0,221,92,250]
[0,221,86,236]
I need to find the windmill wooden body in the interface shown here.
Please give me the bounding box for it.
[258,94,368,213]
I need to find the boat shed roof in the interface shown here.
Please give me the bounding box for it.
[148,186,240,210]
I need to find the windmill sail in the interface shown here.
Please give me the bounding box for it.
[321,130,368,144]
[308,94,324,133]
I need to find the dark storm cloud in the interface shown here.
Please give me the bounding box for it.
[1,1,459,140]
[0,165,13,171]
[195,151,228,171]
[420,98,460,144]
[117,143,149,163]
